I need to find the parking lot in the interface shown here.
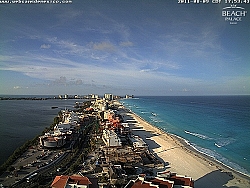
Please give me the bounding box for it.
[0,147,64,187]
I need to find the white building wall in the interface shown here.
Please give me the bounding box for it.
[102,130,122,147]
[66,184,88,188]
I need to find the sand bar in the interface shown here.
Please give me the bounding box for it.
[118,104,250,188]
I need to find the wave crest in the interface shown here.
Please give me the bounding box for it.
[215,138,236,148]
[185,130,213,140]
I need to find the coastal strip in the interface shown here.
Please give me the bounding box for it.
[1,97,249,187]
[117,102,250,188]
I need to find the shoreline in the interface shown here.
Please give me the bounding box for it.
[173,132,250,180]
[118,102,250,187]
[133,108,250,178]
[129,106,250,178]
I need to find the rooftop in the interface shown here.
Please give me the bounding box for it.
[51,175,92,188]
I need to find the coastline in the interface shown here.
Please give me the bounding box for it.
[118,103,250,188]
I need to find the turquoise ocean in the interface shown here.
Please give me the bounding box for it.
[120,96,250,176]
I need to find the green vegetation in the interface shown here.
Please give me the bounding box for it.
[65,120,97,174]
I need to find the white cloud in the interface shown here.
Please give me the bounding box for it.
[0,53,199,91]
[90,53,108,60]
[91,41,116,52]
[49,76,84,86]
[119,41,134,47]
[53,76,67,85]
[1,51,249,95]
[46,37,89,55]
[40,44,51,49]
[182,88,188,92]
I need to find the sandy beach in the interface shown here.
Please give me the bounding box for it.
[118,105,250,188]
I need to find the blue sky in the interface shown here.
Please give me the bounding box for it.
[0,1,249,96]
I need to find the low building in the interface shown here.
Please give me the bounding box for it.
[102,129,122,147]
[54,123,72,134]
[121,123,130,135]
[130,135,148,150]
[103,110,115,121]
[124,172,194,188]
[40,135,66,148]
[91,94,99,99]
[125,95,134,99]
[51,175,92,188]
[125,174,160,188]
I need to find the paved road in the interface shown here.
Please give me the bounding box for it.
[0,148,64,187]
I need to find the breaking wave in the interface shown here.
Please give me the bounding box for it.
[185,130,213,140]
[140,111,150,114]
[192,144,250,176]
[185,131,235,148]
[214,137,236,148]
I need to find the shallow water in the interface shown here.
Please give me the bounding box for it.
[120,96,250,176]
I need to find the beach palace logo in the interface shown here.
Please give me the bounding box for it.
[222,4,247,25]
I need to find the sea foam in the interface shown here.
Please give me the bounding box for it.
[184,130,213,140]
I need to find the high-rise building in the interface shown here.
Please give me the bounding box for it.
[104,93,113,101]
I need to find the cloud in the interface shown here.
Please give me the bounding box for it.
[139,60,181,73]
[90,53,108,60]
[49,76,84,86]
[13,86,29,90]
[92,41,115,52]
[74,79,83,85]
[40,44,51,49]
[53,76,67,85]
[13,86,21,89]
[119,41,134,47]
[45,37,89,56]
[57,10,83,20]
[160,24,223,60]
[0,53,196,88]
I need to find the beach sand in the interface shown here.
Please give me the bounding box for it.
[118,105,250,188]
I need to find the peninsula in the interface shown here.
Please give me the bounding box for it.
[0,94,249,188]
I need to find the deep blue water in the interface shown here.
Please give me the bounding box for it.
[120,96,250,176]
[0,97,86,165]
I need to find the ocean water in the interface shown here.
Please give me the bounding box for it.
[0,97,86,165]
[120,96,250,176]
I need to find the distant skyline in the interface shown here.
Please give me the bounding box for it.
[0,1,249,96]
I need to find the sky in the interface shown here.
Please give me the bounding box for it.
[0,0,249,96]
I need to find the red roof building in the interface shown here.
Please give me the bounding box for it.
[51,175,92,188]
[125,175,173,188]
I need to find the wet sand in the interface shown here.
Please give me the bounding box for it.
[118,104,250,188]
